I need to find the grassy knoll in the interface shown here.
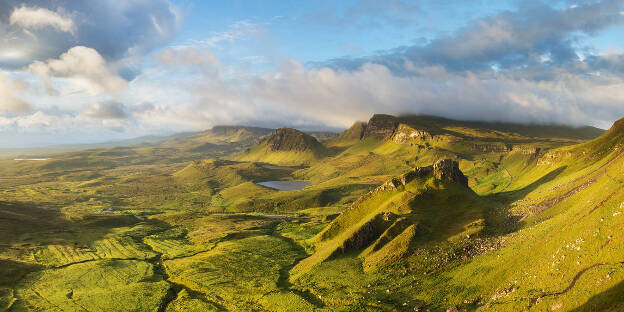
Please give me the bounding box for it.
[3,114,622,311]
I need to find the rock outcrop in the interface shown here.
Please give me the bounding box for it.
[265,128,325,152]
[472,143,510,153]
[511,145,541,155]
[379,159,468,191]
[392,124,432,144]
[433,159,469,187]
[362,114,399,139]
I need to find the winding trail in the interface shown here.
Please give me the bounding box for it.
[500,165,513,191]
[528,260,624,308]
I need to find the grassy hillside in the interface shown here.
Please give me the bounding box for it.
[237,128,331,166]
[292,159,490,278]
[287,117,624,311]
[1,114,620,311]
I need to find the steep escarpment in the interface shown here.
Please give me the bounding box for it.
[391,124,433,144]
[237,128,330,166]
[292,159,482,276]
[359,114,434,145]
[336,114,600,158]
[362,114,399,139]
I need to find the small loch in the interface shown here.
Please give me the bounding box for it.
[257,181,310,191]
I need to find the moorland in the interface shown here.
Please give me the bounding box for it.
[1,114,623,311]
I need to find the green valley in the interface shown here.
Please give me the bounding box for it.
[2,114,624,311]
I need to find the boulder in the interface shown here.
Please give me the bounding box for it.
[433,159,469,187]
[392,124,433,144]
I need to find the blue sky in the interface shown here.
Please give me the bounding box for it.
[0,0,623,147]
[170,1,517,70]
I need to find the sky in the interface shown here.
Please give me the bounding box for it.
[0,0,624,147]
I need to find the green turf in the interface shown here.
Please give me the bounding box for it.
[3,114,623,311]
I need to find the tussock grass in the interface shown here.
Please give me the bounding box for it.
[1,114,620,311]
[13,260,169,311]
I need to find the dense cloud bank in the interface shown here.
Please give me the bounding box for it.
[182,59,624,129]
[0,0,624,146]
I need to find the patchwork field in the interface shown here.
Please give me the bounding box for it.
[1,115,623,311]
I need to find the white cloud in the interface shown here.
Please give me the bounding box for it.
[0,0,179,69]
[80,101,127,120]
[10,6,76,35]
[181,60,624,129]
[3,58,624,147]
[192,21,265,48]
[0,72,32,114]
[28,46,127,95]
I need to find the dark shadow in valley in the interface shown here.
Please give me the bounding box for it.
[489,165,568,204]
[0,259,42,288]
[0,201,76,246]
[0,200,145,253]
[467,166,568,236]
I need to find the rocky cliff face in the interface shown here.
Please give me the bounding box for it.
[362,114,399,139]
[472,143,510,153]
[392,124,433,144]
[265,128,325,152]
[512,145,541,155]
[377,159,468,192]
[361,114,434,144]
[432,159,469,187]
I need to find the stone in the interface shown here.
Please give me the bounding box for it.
[362,114,399,139]
[392,124,433,144]
[433,159,469,187]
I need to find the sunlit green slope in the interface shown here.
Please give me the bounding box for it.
[0,113,614,311]
[289,118,624,311]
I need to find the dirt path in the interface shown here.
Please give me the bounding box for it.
[501,165,513,191]
[528,260,624,308]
